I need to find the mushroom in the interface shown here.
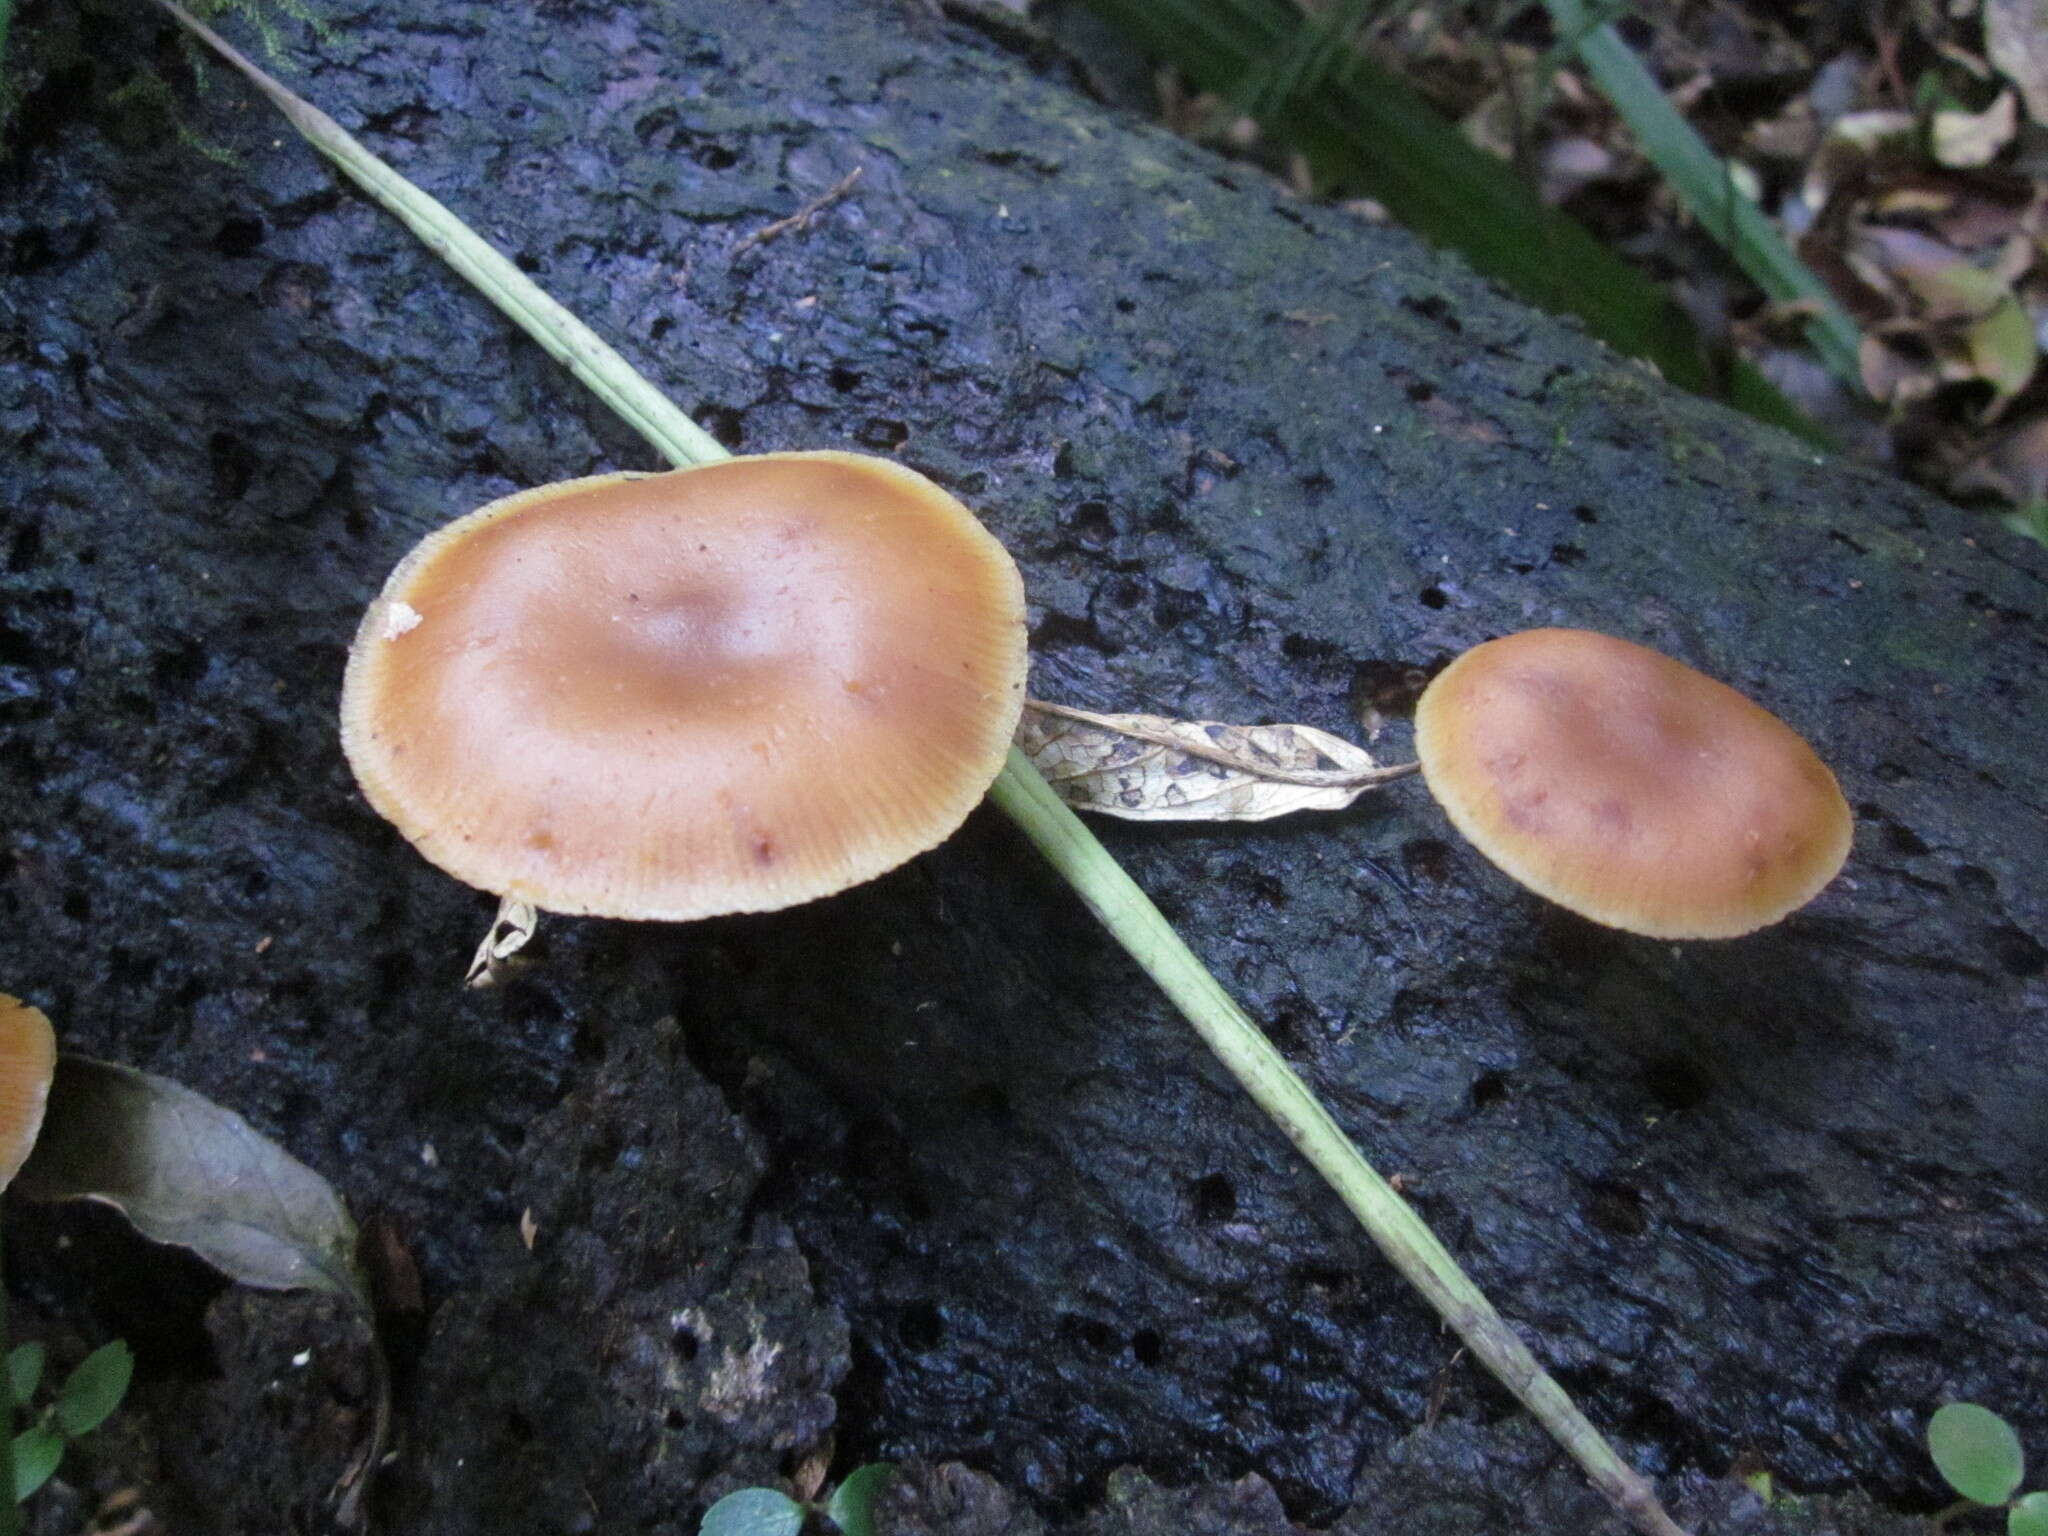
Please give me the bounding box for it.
[341,451,1028,939]
[1413,628,1852,938]
[0,996,57,1189]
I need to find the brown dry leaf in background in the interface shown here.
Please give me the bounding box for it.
[1985,0,2048,126]
[1951,413,2048,504]
[1932,89,2018,169]
[1841,212,2041,427]
[1018,699,1416,822]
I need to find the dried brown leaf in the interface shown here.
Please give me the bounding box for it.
[1932,90,2018,169]
[1951,414,2048,504]
[1987,0,2048,128]
[1860,331,1942,407]
[359,1214,424,1316]
[1855,227,2000,319]
[1018,699,1416,822]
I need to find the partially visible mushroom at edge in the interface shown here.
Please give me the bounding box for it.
[0,996,58,1189]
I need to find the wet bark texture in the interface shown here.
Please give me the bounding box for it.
[2,0,2045,1532]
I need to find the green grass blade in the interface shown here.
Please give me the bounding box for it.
[152,7,1688,1532]
[1541,0,1863,390]
[988,753,1687,1536]
[142,0,725,471]
[1084,0,1824,442]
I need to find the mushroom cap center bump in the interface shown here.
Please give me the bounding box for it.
[1414,628,1853,939]
[341,452,1029,921]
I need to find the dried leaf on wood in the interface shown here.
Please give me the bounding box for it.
[1018,699,1416,822]
[16,1056,368,1306]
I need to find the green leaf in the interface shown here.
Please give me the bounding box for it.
[1969,296,2039,402]
[1930,1402,2026,1505]
[1078,0,1827,442]
[1540,0,1864,392]
[5,1345,43,1408]
[2002,503,2048,549]
[825,1463,897,1536]
[2013,1492,2048,1536]
[15,1056,367,1306]
[55,1341,133,1438]
[11,1425,61,1501]
[699,1488,805,1536]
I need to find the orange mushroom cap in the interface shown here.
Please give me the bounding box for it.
[0,996,57,1189]
[1413,629,1853,939]
[341,451,1028,921]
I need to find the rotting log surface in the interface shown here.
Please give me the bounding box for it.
[2,1,2045,1532]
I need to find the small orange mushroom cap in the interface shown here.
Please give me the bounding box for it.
[0,996,57,1189]
[341,452,1028,920]
[1414,629,1853,938]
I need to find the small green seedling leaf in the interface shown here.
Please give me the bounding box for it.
[16,1056,367,1306]
[12,1424,62,1501]
[1930,1402,2026,1506]
[2012,1490,2048,1536]
[699,1488,804,1536]
[5,1344,43,1406]
[55,1340,133,1437]
[825,1463,896,1536]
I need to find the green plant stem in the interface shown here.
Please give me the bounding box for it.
[144,0,726,471]
[1540,0,1864,392]
[1930,1497,1975,1531]
[988,753,1685,1536]
[1081,0,1821,443]
[149,7,1689,1534]
[0,1220,19,1535]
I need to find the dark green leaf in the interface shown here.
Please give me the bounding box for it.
[2003,503,2048,549]
[1079,0,1826,442]
[55,1341,132,1438]
[826,1463,897,1536]
[16,1056,366,1305]
[5,1345,42,1408]
[699,1487,804,1536]
[1539,0,1862,389]
[11,1424,61,1502]
[2010,1490,2048,1536]
[1930,1402,2026,1506]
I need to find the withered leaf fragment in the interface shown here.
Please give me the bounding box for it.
[466,896,538,988]
[1987,0,2048,129]
[1019,699,1415,822]
[17,1056,368,1305]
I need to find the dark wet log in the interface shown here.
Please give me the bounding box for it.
[2,1,2043,1530]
